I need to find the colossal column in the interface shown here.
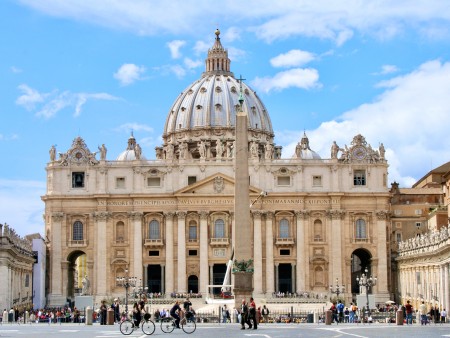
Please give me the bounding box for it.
[131,212,143,282]
[295,210,308,292]
[265,212,274,294]
[177,211,187,293]
[165,212,175,293]
[375,210,389,297]
[95,211,109,296]
[252,211,263,295]
[49,212,65,305]
[199,211,209,295]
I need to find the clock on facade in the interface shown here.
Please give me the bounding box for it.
[352,146,367,160]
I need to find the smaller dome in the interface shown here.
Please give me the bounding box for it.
[116,134,145,161]
[293,132,321,159]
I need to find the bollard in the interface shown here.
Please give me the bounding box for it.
[313,311,319,324]
[325,310,332,325]
[396,309,404,325]
[25,311,29,324]
[85,307,93,325]
[107,308,114,325]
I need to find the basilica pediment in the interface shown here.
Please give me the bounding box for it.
[174,173,261,195]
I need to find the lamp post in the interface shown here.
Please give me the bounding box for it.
[116,269,137,315]
[329,278,345,301]
[356,267,377,320]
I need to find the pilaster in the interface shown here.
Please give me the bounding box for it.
[177,211,187,293]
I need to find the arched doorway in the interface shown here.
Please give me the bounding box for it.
[350,248,372,294]
[67,250,87,299]
[187,275,199,293]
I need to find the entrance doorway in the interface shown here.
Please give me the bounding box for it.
[350,249,372,294]
[278,263,292,293]
[187,275,199,293]
[67,250,87,298]
[147,265,162,293]
[212,264,227,294]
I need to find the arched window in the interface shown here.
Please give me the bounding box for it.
[73,221,83,241]
[214,219,225,238]
[279,219,289,238]
[116,221,125,242]
[189,220,197,241]
[149,220,160,239]
[314,219,322,241]
[355,219,366,239]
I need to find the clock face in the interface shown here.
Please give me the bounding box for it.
[352,146,367,160]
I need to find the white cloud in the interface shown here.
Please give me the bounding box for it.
[16,84,48,110]
[270,50,315,68]
[115,122,154,133]
[184,57,202,69]
[252,68,320,93]
[278,59,450,186]
[193,40,210,55]
[222,27,241,42]
[170,64,186,78]
[373,64,399,75]
[16,85,119,118]
[114,63,146,86]
[11,66,23,73]
[0,133,19,141]
[167,40,186,59]
[0,179,46,237]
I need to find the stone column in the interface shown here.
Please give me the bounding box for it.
[295,210,308,293]
[444,263,449,313]
[230,211,235,288]
[95,211,109,296]
[375,211,389,296]
[252,211,263,295]
[177,211,187,293]
[327,210,344,284]
[49,212,64,305]
[199,211,209,296]
[130,212,143,282]
[274,264,279,292]
[265,212,275,294]
[165,212,175,294]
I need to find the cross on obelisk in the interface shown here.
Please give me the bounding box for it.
[233,74,254,309]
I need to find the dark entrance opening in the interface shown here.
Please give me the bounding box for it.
[212,264,227,294]
[147,264,162,293]
[278,263,292,293]
[67,250,87,299]
[187,275,199,294]
[351,249,372,294]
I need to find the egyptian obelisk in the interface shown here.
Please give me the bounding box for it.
[233,77,254,308]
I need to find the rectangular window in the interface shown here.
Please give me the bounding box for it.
[312,175,322,187]
[280,249,290,256]
[72,172,85,188]
[189,225,197,240]
[116,177,125,189]
[188,176,197,185]
[149,251,160,257]
[147,177,161,187]
[188,250,198,256]
[353,170,366,186]
[25,274,29,287]
[396,233,402,242]
[415,209,422,215]
[277,176,291,186]
[415,222,422,228]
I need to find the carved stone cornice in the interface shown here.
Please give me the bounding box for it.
[93,211,110,221]
[129,211,143,220]
[176,211,187,219]
[375,210,389,220]
[326,209,346,220]
[295,210,310,219]
[199,211,209,220]
[51,212,64,222]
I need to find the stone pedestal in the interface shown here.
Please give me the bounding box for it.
[233,271,253,309]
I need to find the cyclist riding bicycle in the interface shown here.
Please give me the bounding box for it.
[170,301,182,329]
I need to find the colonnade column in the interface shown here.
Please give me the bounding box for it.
[95,211,110,296]
[164,212,175,294]
[50,213,64,302]
[295,210,308,293]
[130,212,143,283]
[252,211,263,295]
[265,212,274,294]
[199,211,209,295]
[444,264,449,313]
[177,211,187,293]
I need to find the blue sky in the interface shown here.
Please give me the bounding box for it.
[2,0,450,236]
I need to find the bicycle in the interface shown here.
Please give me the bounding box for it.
[160,313,196,334]
[119,318,155,335]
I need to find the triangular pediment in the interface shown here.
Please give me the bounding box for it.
[174,173,261,196]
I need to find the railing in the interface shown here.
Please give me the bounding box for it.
[68,239,88,247]
[275,237,295,246]
[210,238,229,246]
[144,239,164,247]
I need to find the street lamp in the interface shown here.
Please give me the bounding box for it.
[329,278,345,300]
[356,267,377,320]
[116,269,137,315]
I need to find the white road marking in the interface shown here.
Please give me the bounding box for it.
[244,334,272,338]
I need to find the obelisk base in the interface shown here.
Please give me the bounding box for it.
[233,271,254,309]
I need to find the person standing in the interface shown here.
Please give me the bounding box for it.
[337,300,344,323]
[261,305,269,323]
[240,299,250,330]
[405,300,413,325]
[111,299,120,323]
[330,303,338,324]
[440,308,447,324]
[221,304,229,323]
[100,300,107,325]
[248,297,257,329]
[419,301,427,325]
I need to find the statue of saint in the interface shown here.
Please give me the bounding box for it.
[198,141,206,159]
[250,141,259,158]
[49,145,56,162]
[379,143,385,159]
[81,275,90,296]
[98,144,107,161]
[134,144,142,160]
[216,140,223,158]
[331,141,339,159]
[265,143,273,160]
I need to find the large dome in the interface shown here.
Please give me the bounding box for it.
[159,29,276,161]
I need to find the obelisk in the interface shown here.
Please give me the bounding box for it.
[233,76,253,309]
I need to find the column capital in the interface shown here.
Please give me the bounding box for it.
[326,209,345,220]
[164,211,175,219]
[295,210,310,219]
[93,211,110,221]
[199,211,209,219]
[251,210,264,218]
[176,211,187,218]
[375,210,390,220]
[51,212,64,222]
[265,211,274,219]
[129,211,143,220]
